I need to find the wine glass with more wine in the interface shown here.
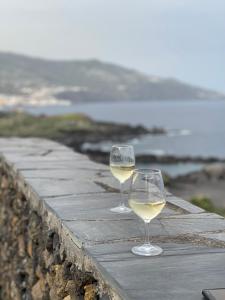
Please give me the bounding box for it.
[129,169,166,256]
[110,145,135,213]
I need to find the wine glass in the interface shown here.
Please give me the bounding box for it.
[110,145,135,213]
[129,169,166,256]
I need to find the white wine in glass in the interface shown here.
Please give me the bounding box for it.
[129,200,165,223]
[110,165,134,184]
[129,169,166,256]
[110,145,135,213]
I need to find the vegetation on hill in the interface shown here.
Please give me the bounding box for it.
[0,112,154,151]
[0,112,96,138]
[0,52,224,103]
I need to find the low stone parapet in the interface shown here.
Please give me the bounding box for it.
[0,138,225,300]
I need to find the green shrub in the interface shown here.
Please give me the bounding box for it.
[0,112,94,138]
[190,195,225,217]
[162,173,171,187]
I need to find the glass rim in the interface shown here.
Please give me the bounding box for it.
[133,168,162,175]
[111,144,133,148]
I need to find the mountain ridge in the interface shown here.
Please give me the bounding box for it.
[0,51,224,105]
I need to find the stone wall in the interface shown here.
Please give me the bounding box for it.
[0,170,98,300]
[1,138,225,300]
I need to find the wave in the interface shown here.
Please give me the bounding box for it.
[129,138,140,144]
[81,142,111,152]
[145,149,166,156]
[179,129,192,136]
[167,129,192,137]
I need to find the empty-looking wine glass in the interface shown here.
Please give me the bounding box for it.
[110,145,135,213]
[129,169,166,256]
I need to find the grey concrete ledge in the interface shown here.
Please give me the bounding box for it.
[1,138,225,300]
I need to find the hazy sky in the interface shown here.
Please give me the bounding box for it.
[0,0,224,92]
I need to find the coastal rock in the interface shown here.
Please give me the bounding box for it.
[59,123,166,152]
[0,111,166,153]
[83,150,225,166]
[169,163,225,209]
[203,163,225,180]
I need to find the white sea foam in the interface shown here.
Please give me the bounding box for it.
[179,129,191,136]
[82,142,111,152]
[167,129,191,137]
[146,149,166,156]
[129,138,139,144]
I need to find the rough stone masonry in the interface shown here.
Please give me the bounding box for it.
[1,138,225,300]
[0,169,98,300]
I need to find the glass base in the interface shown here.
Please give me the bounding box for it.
[131,243,163,256]
[110,205,132,213]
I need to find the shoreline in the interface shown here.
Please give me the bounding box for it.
[79,148,225,211]
[81,148,225,165]
[0,111,224,212]
[168,163,225,211]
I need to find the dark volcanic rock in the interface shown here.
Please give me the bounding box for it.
[173,163,225,184]
[82,150,225,165]
[58,123,165,151]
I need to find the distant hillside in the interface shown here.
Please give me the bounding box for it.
[0,52,224,105]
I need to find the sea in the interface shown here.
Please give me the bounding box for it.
[21,99,225,177]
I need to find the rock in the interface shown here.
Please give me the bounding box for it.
[44,249,55,268]
[12,216,19,227]
[170,164,225,185]
[35,265,44,279]
[84,284,97,300]
[203,163,225,180]
[83,150,225,166]
[59,121,166,152]
[65,280,77,294]
[0,168,101,300]
[1,176,9,189]
[27,240,33,257]
[28,212,42,242]
[10,280,21,300]
[49,287,58,299]
[31,279,46,300]
[46,230,55,253]
[18,235,26,257]
[52,232,62,264]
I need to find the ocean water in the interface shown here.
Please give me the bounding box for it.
[23,99,225,176]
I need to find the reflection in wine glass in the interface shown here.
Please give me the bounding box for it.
[129,169,166,256]
[110,145,135,213]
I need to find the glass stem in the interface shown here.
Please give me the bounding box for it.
[144,222,151,245]
[119,182,125,207]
